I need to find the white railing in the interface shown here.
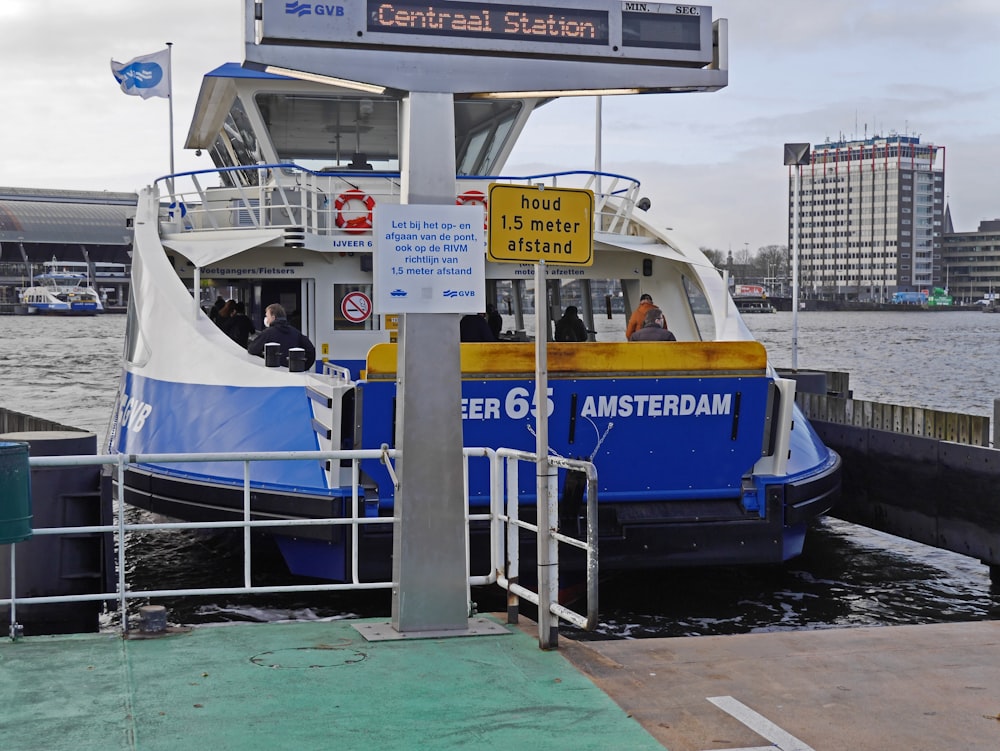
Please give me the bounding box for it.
[3,447,597,642]
[156,164,643,240]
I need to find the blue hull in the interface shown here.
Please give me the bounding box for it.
[115,362,840,580]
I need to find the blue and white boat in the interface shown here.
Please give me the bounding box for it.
[20,271,103,315]
[108,13,839,581]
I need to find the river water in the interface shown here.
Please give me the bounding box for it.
[1,312,998,635]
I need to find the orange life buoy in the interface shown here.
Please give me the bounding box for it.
[335,189,375,233]
[456,190,487,228]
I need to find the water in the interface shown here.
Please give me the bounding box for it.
[746,310,1000,418]
[1,311,998,635]
[0,314,124,439]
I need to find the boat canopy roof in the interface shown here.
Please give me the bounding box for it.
[184,63,536,178]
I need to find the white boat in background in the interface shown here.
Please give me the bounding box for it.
[20,271,103,315]
[735,298,777,314]
[107,3,840,582]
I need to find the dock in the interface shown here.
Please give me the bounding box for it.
[562,620,1000,751]
[0,615,660,751]
[3,616,998,750]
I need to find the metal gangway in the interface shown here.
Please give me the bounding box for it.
[2,447,597,648]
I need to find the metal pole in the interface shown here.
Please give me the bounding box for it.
[792,164,801,370]
[391,91,468,634]
[595,97,602,200]
[166,42,175,195]
[534,260,557,649]
[8,545,16,639]
[193,267,201,319]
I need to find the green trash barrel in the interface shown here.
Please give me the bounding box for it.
[0,441,32,544]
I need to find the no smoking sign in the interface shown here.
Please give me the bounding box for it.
[341,291,372,323]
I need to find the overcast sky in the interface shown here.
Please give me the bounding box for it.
[1,1,998,254]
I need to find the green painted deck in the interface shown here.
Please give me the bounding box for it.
[0,616,662,751]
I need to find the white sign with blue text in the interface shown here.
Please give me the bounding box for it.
[373,204,486,314]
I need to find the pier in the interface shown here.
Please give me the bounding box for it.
[787,370,1000,585]
[2,615,997,750]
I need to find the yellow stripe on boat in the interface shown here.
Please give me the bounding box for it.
[365,341,767,379]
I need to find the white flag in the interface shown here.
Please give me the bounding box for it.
[110,49,170,99]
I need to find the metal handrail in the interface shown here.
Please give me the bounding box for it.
[4,446,597,641]
[154,163,641,239]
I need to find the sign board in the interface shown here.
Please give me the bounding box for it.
[254,1,716,66]
[487,184,594,266]
[373,203,486,313]
[340,291,373,322]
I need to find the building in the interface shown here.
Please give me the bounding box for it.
[942,219,1000,303]
[788,135,945,302]
[0,187,135,311]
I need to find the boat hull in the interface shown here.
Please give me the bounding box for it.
[113,342,841,580]
[117,448,840,580]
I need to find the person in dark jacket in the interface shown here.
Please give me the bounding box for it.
[248,303,316,368]
[554,306,588,342]
[223,300,256,348]
[460,312,496,342]
[207,295,226,322]
[629,306,676,341]
[486,303,503,340]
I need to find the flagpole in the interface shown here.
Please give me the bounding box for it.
[166,42,175,194]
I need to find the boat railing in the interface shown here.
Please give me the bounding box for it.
[155,164,644,240]
[3,446,597,641]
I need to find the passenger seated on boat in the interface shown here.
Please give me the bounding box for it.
[554,306,588,342]
[460,312,496,342]
[208,296,226,323]
[625,293,657,339]
[486,303,502,340]
[629,307,676,342]
[248,303,316,368]
[223,300,256,349]
[214,299,236,329]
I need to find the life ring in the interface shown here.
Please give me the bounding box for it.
[335,189,375,233]
[456,190,487,228]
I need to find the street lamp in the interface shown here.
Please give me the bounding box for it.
[784,142,811,370]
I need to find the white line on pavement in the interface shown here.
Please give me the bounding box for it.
[705,695,815,751]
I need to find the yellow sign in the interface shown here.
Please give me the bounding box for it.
[487,184,594,266]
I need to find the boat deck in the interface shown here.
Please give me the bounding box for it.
[3,616,998,750]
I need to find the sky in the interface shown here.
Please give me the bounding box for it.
[1,1,999,255]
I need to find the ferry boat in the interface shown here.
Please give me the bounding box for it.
[733,284,777,314]
[108,40,840,582]
[734,299,777,314]
[20,271,103,315]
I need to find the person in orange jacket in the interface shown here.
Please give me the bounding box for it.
[626,293,658,340]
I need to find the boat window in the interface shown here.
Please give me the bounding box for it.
[210,97,261,188]
[123,296,151,366]
[455,100,522,175]
[487,276,626,341]
[682,275,714,341]
[255,93,401,172]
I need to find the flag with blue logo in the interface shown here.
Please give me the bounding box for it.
[110,49,170,99]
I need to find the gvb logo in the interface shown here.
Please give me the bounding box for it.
[284,1,345,16]
[121,396,153,433]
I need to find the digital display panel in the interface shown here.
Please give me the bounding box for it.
[254,0,718,73]
[621,10,702,50]
[367,1,610,45]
